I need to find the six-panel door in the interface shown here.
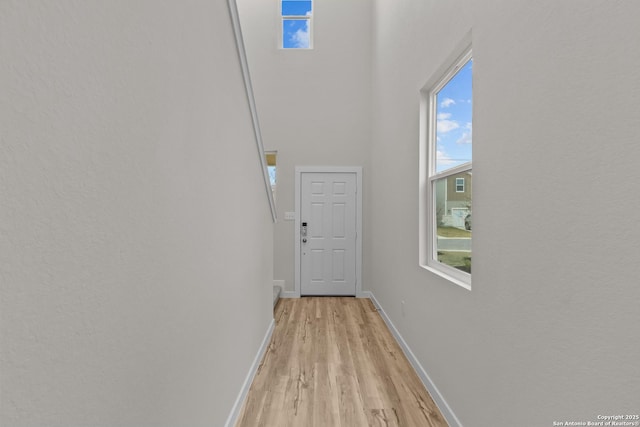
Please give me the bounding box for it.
[300,172,357,296]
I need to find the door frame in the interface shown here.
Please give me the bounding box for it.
[294,166,363,298]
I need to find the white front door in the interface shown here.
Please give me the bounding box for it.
[300,172,357,296]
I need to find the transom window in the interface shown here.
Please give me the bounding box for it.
[420,45,473,289]
[281,0,312,49]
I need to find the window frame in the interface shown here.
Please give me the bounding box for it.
[280,0,313,50]
[455,177,465,193]
[419,41,473,290]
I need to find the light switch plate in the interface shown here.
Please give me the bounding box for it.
[284,211,295,221]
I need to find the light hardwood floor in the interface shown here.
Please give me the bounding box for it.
[236,297,448,427]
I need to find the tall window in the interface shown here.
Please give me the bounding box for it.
[420,46,472,289]
[281,0,312,49]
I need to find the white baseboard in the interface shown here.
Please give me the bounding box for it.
[279,291,298,298]
[281,291,367,298]
[368,292,462,427]
[224,318,275,427]
[357,290,372,299]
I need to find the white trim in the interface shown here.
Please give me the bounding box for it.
[368,293,463,427]
[279,291,299,299]
[420,264,471,291]
[227,0,278,223]
[224,319,275,427]
[273,280,283,307]
[294,166,363,298]
[357,290,372,299]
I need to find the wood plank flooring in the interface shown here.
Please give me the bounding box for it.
[235,297,448,427]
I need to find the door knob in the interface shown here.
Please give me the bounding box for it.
[302,238,307,243]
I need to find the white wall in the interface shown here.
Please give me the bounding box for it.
[237,0,372,293]
[0,2,273,426]
[371,0,640,425]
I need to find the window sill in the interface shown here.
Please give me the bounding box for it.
[420,264,471,291]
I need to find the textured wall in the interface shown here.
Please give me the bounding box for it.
[370,0,640,425]
[0,1,273,426]
[236,0,373,294]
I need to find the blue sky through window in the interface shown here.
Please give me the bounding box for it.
[283,20,310,48]
[282,1,311,49]
[282,1,311,16]
[268,166,276,186]
[436,59,472,173]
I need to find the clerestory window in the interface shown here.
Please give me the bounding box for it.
[281,0,312,49]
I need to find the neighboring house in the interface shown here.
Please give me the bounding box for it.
[436,171,472,228]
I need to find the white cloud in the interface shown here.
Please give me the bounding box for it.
[290,20,310,48]
[456,122,472,144]
[437,119,459,134]
[456,131,472,144]
[436,150,456,166]
[437,112,451,120]
[440,98,456,108]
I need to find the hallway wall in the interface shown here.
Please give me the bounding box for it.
[237,0,373,294]
[0,2,273,426]
[370,0,640,425]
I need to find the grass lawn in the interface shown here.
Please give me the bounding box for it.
[437,251,471,273]
[437,226,471,238]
